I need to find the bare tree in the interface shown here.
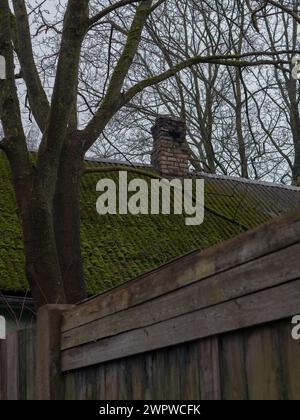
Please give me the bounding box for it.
[96,0,300,182]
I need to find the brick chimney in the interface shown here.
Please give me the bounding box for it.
[151,115,189,177]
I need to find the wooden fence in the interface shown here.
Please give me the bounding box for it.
[1,210,300,399]
[58,210,300,400]
[0,329,36,400]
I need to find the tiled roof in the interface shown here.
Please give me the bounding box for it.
[1,152,300,294]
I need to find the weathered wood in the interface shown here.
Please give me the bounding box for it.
[199,337,221,400]
[62,210,300,332]
[96,364,107,400]
[179,342,201,400]
[219,332,248,400]
[64,371,76,400]
[62,318,300,400]
[6,332,19,400]
[61,242,300,350]
[61,278,300,371]
[0,329,36,401]
[0,339,7,400]
[25,329,36,401]
[277,321,300,400]
[245,324,283,400]
[36,305,74,400]
[18,330,27,400]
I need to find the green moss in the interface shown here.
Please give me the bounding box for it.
[0,151,299,295]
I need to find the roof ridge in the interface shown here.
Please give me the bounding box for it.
[84,155,152,168]
[197,171,300,192]
[27,149,300,191]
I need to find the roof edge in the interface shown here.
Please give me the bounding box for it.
[27,149,300,192]
[197,171,300,192]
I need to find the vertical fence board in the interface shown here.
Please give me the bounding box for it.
[277,321,300,400]
[245,324,283,400]
[199,337,221,400]
[181,342,201,400]
[26,329,36,400]
[64,372,76,401]
[6,332,19,400]
[0,339,7,400]
[219,332,248,400]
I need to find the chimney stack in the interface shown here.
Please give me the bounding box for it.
[151,115,189,177]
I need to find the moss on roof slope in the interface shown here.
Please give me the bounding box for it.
[1,151,300,294]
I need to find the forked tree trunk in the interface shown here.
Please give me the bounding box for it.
[8,136,87,308]
[5,147,66,308]
[6,134,87,308]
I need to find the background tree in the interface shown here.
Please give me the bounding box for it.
[89,0,300,183]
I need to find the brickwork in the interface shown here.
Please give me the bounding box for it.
[151,115,189,177]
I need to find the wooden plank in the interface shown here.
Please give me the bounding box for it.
[150,350,167,400]
[61,242,300,350]
[61,278,300,372]
[164,347,181,400]
[180,341,201,400]
[6,332,19,400]
[130,355,146,400]
[0,340,7,400]
[64,372,76,400]
[85,367,97,400]
[199,337,221,400]
[104,361,119,400]
[62,211,300,332]
[96,364,107,400]
[245,324,283,400]
[26,329,36,401]
[18,330,27,400]
[116,359,132,400]
[219,332,248,400]
[277,320,300,400]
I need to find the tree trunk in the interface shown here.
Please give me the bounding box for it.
[23,190,66,307]
[290,111,300,185]
[53,133,87,304]
[5,147,66,308]
[235,70,249,179]
[287,79,300,185]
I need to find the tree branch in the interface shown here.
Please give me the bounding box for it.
[122,53,289,112]
[82,0,153,151]
[0,0,26,149]
[0,0,32,203]
[12,0,50,132]
[88,0,143,28]
[264,0,300,23]
[36,0,89,194]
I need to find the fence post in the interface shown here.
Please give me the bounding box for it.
[36,305,74,400]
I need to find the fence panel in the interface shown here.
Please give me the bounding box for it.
[62,318,300,400]
[0,329,36,400]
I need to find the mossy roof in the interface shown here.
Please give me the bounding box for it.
[1,151,300,295]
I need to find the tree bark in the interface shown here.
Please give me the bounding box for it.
[4,146,66,307]
[53,133,87,304]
